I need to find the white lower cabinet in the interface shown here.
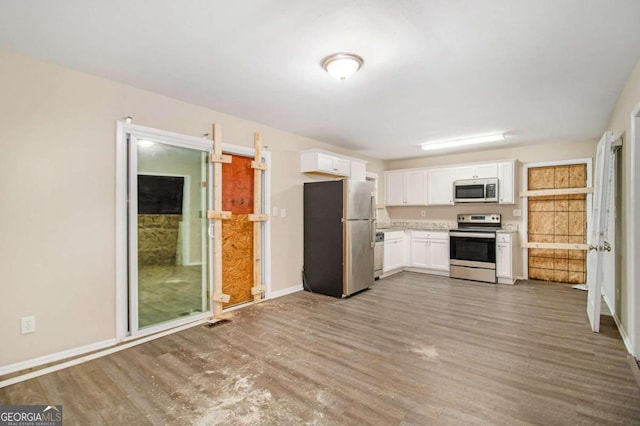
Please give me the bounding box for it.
[408,231,449,274]
[383,231,405,273]
[496,232,517,284]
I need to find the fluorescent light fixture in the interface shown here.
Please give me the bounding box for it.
[322,53,364,80]
[421,133,505,151]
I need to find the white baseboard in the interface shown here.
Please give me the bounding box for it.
[0,338,117,377]
[0,319,208,389]
[606,302,633,355]
[269,284,302,299]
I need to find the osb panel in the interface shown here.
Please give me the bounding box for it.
[553,234,569,260]
[569,211,586,236]
[569,199,586,211]
[553,211,568,235]
[528,167,555,190]
[222,155,254,214]
[222,214,253,307]
[569,164,587,188]
[529,200,555,212]
[568,271,586,283]
[528,164,587,284]
[554,166,570,188]
[568,235,586,260]
[529,211,554,234]
[138,214,181,266]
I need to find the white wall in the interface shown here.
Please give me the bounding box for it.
[0,48,384,367]
[606,58,640,356]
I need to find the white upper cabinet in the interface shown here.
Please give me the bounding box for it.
[455,163,498,180]
[300,149,366,180]
[497,160,515,204]
[384,170,426,206]
[350,160,367,182]
[386,159,516,206]
[385,172,405,206]
[426,167,455,205]
[405,170,427,205]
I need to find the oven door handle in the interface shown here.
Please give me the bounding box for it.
[449,232,496,239]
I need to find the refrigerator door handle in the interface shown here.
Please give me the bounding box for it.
[370,219,375,248]
[370,192,375,219]
[371,193,376,247]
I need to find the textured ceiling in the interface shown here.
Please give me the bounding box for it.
[1,0,639,159]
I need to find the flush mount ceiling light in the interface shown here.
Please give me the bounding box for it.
[322,53,364,80]
[421,133,505,151]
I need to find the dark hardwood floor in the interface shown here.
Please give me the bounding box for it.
[2,272,639,425]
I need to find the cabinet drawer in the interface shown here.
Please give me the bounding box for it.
[410,230,448,240]
[497,233,512,243]
[385,230,404,241]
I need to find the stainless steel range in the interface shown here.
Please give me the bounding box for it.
[449,214,501,283]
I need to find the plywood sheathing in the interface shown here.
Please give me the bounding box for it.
[222,214,254,306]
[221,154,255,307]
[528,164,587,283]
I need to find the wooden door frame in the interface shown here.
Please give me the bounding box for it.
[521,158,593,280]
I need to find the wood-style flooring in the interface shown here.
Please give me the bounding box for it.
[2,272,639,425]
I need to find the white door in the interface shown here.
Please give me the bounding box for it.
[586,131,614,332]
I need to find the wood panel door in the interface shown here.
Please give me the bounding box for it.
[221,154,254,307]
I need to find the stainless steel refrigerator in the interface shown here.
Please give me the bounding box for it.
[303,179,376,297]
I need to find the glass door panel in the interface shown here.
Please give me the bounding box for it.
[130,136,210,331]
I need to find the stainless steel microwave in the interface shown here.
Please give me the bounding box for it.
[453,178,498,203]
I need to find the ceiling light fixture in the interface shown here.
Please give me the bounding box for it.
[322,53,364,80]
[420,133,506,151]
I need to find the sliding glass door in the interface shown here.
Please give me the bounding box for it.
[128,134,211,334]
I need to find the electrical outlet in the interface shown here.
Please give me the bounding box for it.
[420,210,426,217]
[280,208,287,218]
[513,209,522,217]
[21,316,35,334]
[272,207,279,217]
